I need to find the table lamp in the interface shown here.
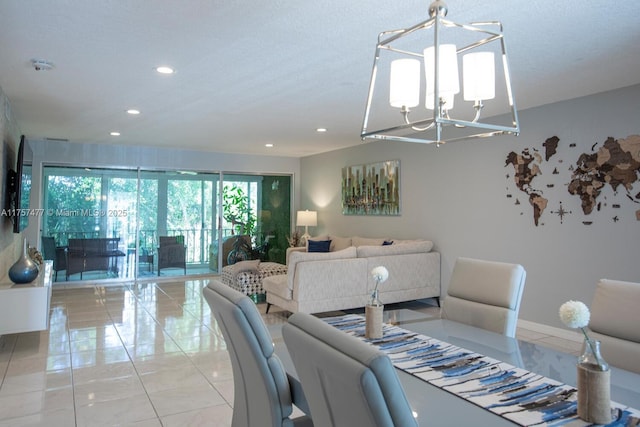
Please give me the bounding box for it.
[296,210,317,245]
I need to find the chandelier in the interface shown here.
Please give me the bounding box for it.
[360,1,520,146]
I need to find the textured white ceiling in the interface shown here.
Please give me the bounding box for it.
[1,0,639,157]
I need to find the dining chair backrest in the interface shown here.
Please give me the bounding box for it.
[589,279,640,374]
[441,257,526,338]
[283,312,418,427]
[203,280,311,427]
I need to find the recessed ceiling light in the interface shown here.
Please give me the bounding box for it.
[156,66,175,74]
[127,109,140,115]
[110,132,120,136]
[316,128,327,133]
[265,143,274,148]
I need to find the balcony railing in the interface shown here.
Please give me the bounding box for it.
[48,228,244,265]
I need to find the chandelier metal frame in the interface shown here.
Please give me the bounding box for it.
[360,1,520,146]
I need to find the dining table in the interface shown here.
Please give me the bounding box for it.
[271,308,640,427]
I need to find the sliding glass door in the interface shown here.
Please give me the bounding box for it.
[41,166,291,282]
[217,174,291,267]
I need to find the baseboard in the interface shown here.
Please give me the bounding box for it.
[517,319,583,343]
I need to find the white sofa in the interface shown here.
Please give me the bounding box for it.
[262,236,441,314]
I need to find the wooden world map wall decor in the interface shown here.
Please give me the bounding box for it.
[505,134,640,226]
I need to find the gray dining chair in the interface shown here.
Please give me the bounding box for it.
[440,257,527,338]
[588,278,640,374]
[283,312,418,427]
[203,280,312,427]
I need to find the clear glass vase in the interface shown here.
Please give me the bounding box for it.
[578,338,608,371]
[369,289,382,307]
[577,338,611,424]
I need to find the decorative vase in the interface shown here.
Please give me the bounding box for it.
[9,238,40,284]
[365,289,384,339]
[577,339,611,424]
[227,236,251,265]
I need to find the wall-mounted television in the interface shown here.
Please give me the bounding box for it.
[5,135,33,233]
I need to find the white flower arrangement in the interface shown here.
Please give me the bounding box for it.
[369,266,389,306]
[371,266,389,291]
[559,300,602,366]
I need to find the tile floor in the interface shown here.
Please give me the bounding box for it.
[0,279,582,426]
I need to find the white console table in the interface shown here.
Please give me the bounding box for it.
[0,260,53,336]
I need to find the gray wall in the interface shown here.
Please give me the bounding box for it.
[299,84,640,330]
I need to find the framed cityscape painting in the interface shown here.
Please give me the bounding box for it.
[341,160,400,215]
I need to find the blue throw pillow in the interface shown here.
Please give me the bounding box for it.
[308,239,331,252]
[383,240,394,246]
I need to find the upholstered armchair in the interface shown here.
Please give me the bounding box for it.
[157,236,187,276]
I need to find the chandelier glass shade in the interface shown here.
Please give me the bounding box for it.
[361,1,520,146]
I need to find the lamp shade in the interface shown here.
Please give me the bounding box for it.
[390,58,421,108]
[296,210,317,227]
[424,44,459,110]
[463,51,495,101]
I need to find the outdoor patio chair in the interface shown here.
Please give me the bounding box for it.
[41,236,66,281]
[157,235,187,275]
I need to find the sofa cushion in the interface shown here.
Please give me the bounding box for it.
[232,259,261,273]
[329,235,352,251]
[288,247,357,291]
[352,236,387,247]
[306,235,329,250]
[394,239,434,249]
[356,241,434,258]
[308,234,329,242]
[392,239,423,245]
[308,239,331,253]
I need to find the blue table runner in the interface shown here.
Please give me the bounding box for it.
[324,314,640,427]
